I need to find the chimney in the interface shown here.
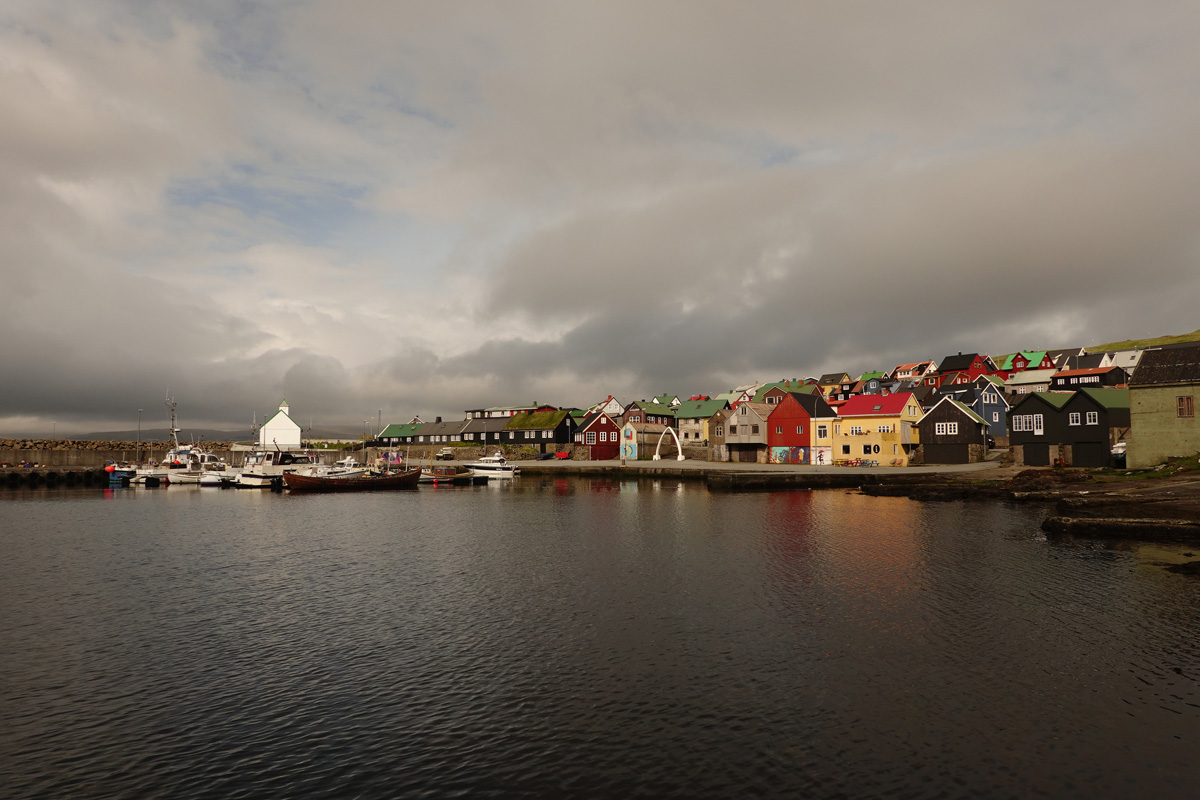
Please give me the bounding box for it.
[436,416,442,423]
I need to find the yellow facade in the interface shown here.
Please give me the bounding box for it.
[833,397,923,466]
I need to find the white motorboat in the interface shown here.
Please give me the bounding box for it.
[238,448,321,488]
[466,452,520,479]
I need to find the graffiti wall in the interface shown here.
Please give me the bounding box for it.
[811,446,833,466]
[769,446,810,464]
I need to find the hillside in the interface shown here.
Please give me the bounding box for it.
[1087,328,1200,353]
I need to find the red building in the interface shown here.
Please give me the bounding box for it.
[766,392,837,464]
[574,412,622,460]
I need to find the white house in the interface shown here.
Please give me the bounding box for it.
[260,399,303,450]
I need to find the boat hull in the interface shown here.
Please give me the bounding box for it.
[283,469,421,493]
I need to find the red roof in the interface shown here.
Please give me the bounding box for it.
[838,392,915,417]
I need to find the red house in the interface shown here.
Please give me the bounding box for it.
[928,353,998,388]
[766,392,837,464]
[574,412,622,460]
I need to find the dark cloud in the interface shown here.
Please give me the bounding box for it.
[3,2,1199,433]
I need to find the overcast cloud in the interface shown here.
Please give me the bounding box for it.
[3,1,1198,435]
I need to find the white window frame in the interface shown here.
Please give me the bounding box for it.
[1086,411,1099,425]
[1068,412,1081,426]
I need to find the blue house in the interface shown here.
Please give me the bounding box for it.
[942,375,1010,439]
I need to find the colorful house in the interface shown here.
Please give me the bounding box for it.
[674,398,731,444]
[833,393,924,466]
[766,392,838,464]
[725,402,772,463]
[574,412,622,460]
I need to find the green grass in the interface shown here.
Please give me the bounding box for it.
[1093,452,1200,482]
[1087,328,1200,352]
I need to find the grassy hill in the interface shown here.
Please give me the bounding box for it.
[1087,328,1200,353]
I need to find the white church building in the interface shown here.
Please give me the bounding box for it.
[259,399,303,450]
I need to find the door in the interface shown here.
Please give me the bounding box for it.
[1073,441,1109,468]
[1024,443,1050,466]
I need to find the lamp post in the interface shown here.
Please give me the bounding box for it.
[137,409,143,462]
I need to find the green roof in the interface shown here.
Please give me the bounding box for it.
[1026,392,1074,409]
[858,371,885,382]
[631,400,676,417]
[674,399,729,419]
[1078,387,1130,409]
[504,410,571,430]
[751,380,814,402]
[378,423,407,438]
[945,398,989,426]
[998,351,1048,370]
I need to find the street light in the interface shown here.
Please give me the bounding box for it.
[137,409,143,462]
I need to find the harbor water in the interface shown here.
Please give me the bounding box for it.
[2,477,1200,798]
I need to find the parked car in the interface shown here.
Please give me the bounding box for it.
[435,447,455,461]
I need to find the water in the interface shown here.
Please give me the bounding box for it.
[3,478,1200,798]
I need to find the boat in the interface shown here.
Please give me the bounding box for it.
[466,452,520,479]
[132,397,236,485]
[303,455,369,479]
[237,448,321,488]
[104,461,137,484]
[419,465,487,485]
[283,468,422,493]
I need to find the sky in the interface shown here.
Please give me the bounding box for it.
[3,1,1199,436]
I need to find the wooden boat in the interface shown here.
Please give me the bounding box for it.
[419,465,487,485]
[283,468,421,493]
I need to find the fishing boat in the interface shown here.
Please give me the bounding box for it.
[237,448,321,488]
[419,465,487,485]
[104,461,137,484]
[283,468,421,493]
[466,452,520,479]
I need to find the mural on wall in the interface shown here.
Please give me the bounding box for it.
[769,446,809,465]
[621,425,638,460]
[812,446,833,466]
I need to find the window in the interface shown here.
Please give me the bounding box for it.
[842,445,851,455]
[1179,396,1195,418]
[629,415,640,423]
[817,424,828,439]
[586,431,596,445]
[729,424,737,434]
[716,425,724,437]
[1086,411,1098,425]
[1068,412,1081,426]
[934,422,958,435]
[766,396,778,404]
[992,412,999,422]
[751,425,759,434]
[796,425,804,435]
[863,444,873,455]
[775,426,782,435]
[740,405,747,416]
[849,426,863,435]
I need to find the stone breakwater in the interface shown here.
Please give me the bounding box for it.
[0,439,235,470]
[0,438,235,452]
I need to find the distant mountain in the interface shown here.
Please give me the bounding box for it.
[77,427,359,442]
[1087,328,1200,353]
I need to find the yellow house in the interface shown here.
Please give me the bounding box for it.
[833,392,924,466]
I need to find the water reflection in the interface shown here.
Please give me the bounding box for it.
[3,481,1200,798]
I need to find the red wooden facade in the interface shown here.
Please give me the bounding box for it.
[575,413,621,460]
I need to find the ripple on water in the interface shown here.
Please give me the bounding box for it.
[2,483,1200,798]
